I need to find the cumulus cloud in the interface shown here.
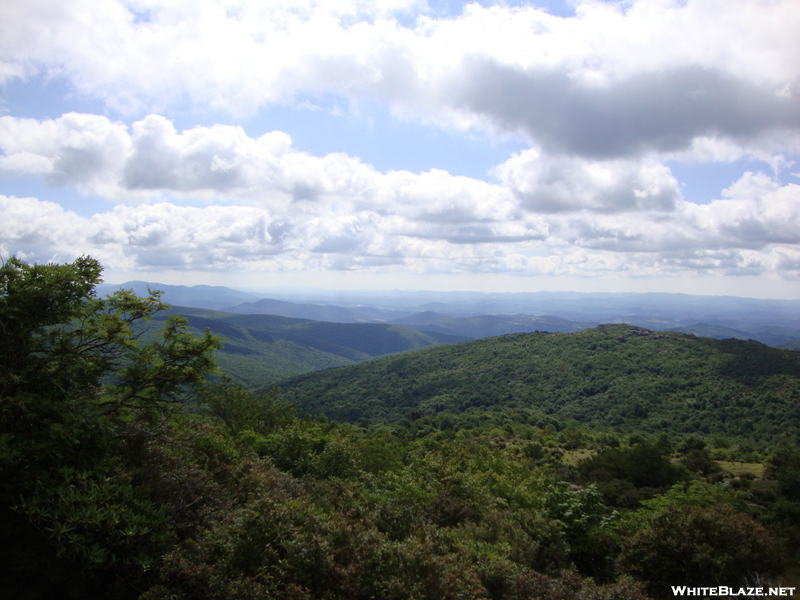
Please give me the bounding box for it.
[3,167,800,279]
[554,173,800,261]
[0,112,679,216]
[450,61,800,158]
[495,149,680,213]
[3,113,800,279]
[0,113,371,205]
[0,113,525,221]
[1,0,799,157]
[0,196,90,261]
[0,113,130,195]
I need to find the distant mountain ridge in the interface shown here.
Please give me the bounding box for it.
[104,281,800,346]
[226,297,406,322]
[98,281,261,311]
[668,323,800,347]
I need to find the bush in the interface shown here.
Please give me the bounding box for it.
[617,504,784,599]
[581,443,682,488]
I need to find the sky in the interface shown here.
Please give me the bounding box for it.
[1,0,800,298]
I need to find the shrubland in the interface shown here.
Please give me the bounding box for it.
[2,257,799,600]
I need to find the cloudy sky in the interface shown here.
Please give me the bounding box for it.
[1,0,800,297]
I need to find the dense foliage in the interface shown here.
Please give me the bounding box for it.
[276,325,800,440]
[2,258,799,599]
[0,256,221,598]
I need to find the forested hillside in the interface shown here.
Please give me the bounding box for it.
[157,307,465,388]
[277,324,800,440]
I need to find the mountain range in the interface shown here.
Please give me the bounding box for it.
[100,281,800,347]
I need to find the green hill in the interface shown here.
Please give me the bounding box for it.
[392,312,596,337]
[781,339,800,351]
[275,324,800,440]
[669,322,800,346]
[667,322,752,340]
[151,307,466,388]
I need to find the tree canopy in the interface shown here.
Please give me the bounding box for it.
[0,256,221,598]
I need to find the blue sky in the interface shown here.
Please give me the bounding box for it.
[1,0,800,298]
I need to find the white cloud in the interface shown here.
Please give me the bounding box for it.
[0,113,364,204]
[554,173,800,261]
[2,0,798,157]
[0,113,130,195]
[0,113,525,222]
[3,113,800,280]
[3,0,800,294]
[495,149,680,213]
[3,165,800,280]
[0,196,89,261]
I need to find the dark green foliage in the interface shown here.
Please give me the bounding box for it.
[578,443,682,489]
[143,424,648,600]
[674,437,721,475]
[248,424,358,479]
[200,378,294,436]
[577,443,685,507]
[617,505,783,599]
[276,324,800,439]
[678,448,721,476]
[766,444,800,501]
[0,256,221,599]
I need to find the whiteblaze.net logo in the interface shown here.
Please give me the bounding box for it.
[672,587,796,597]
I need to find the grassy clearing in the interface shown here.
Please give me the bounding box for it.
[716,461,765,477]
[561,448,594,466]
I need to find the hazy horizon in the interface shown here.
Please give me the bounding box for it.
[101,276,800,302]
[100,278,800,308]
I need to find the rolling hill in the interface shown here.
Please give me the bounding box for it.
[668,323,800,347]
[391,311,597,337]
[152,307,466,388]
[275,324,800,440]
[781,339,800,351]
[224,297,406,322]
[98,281,261,310]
